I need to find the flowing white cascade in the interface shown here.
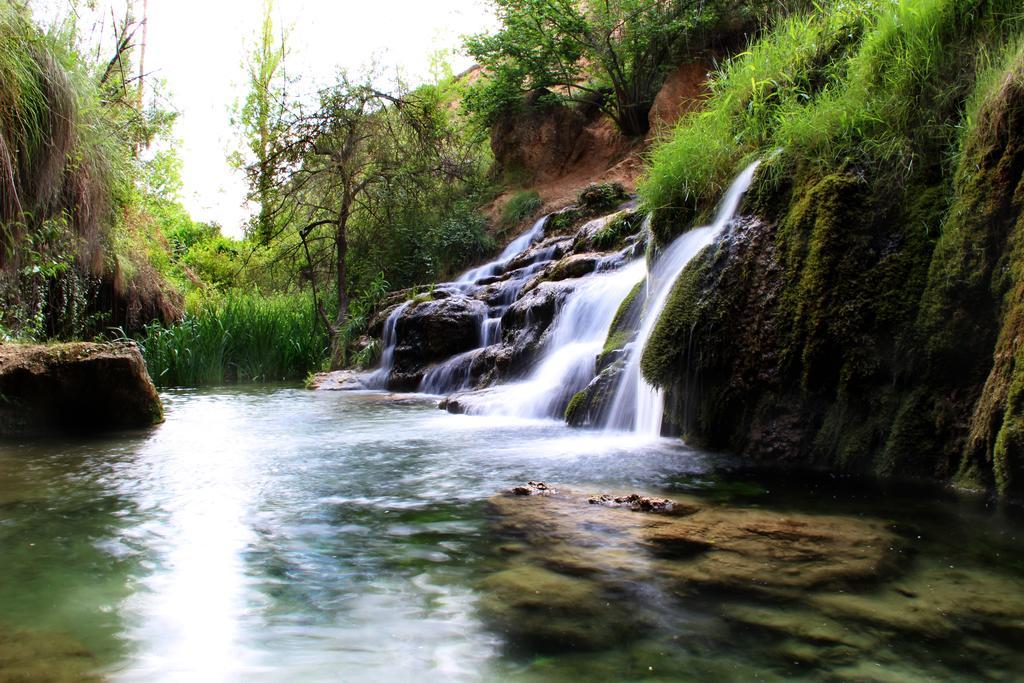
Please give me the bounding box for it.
[369,217,552,392]
[419,349,480,394]
[603,161,761,436]
[460,258,647,418]
[456,215,548,286]
[365,302,410,389]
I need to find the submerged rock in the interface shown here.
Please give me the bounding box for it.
[307,370,367,391]
[0,342,162,436]
[477,563,643,652]
[0,622,101,682]
[486,485,899,596]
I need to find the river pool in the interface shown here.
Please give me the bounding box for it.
[0,386,1022,681]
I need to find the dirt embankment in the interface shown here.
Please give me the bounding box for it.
[486,61,713,220]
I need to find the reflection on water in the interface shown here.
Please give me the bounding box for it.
[0,386,1021,681]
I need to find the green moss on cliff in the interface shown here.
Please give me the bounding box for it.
[641,0,1024,242]
[564,389,587,424]
[600,280,645,365]
[631,0,1024,494]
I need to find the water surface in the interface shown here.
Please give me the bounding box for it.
[0,386,1021,681]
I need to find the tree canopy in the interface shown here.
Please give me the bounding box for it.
[465,0,751,136]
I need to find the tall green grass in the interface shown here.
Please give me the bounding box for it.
[138,292,328,387]
[640,0,1024,228]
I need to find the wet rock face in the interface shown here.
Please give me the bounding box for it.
[389,296,486,390]
[499,280,577,373]
[0,342,163,436]
[565,360,624,427]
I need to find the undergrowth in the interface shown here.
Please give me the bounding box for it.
[137,292,328,387]
[641,0,1024,236]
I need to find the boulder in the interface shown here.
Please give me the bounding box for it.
[0,342,163,436]
[564,360,624,427]
[547,253,602,282]
[390,296,486,390]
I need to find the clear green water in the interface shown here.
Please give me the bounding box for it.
[0,386,1022,681]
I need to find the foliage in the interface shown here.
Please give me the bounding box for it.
[591,211,641,251]
[465,0,780,136]
[0,0,185,340]
[577,182,628,213]
[500,190,542,228]
[137,291,328,387]
[641,0,1024,236]
[231,0,290,243]
[249,67,492,367]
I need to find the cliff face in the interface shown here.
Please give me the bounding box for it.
[642,51,1024,497]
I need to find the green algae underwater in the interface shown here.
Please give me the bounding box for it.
[0,386,1022,681]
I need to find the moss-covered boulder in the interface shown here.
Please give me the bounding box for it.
[0,342,163,436]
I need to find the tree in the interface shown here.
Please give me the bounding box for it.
[234,0,289,244]
[465,0,738,136]
[263,74,476,367]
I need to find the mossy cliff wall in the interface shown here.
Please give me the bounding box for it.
[642,52,1024,497]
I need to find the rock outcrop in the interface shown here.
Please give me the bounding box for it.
[0,342,163,436]
[389,296,487,390]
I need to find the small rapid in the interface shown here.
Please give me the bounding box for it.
[367,216,553,393]
[455,214,549,288]
[601,161,760,436]
[365,301,409,389]
[455,258,646,419]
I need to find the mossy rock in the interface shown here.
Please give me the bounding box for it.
[477,564,641,652]
[0,342,163,436]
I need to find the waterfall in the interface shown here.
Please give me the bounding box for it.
[457,258,647,418]
[365,302,410,389]
[602,161,760,436]
[455,215,548,287]
[420,349,480,394]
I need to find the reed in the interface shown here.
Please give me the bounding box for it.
[138,291,328,387]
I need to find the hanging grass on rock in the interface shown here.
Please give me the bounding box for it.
[138,292,328,387]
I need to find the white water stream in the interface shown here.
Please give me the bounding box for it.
[369,163,756,428]
[456,258,646,418]
[602,161,760,436]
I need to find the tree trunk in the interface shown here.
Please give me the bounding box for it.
[329,208,350,369]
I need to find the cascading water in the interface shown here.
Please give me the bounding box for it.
[602,161,761,436]
[455,215,549,287]
[366,216,553,392]
[365,302,409,389]
[457,258,647,418]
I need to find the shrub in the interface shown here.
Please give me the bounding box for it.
[501,189,543,228]
[577,183,629,214]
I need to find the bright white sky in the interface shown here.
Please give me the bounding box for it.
[34,0,498,236]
